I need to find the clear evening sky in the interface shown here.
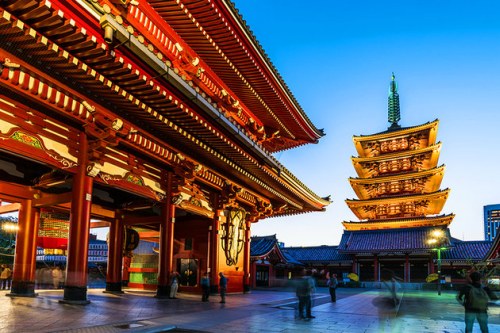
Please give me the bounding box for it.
[236,1,500,246]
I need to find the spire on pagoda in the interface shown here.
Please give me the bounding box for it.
[388,73,401,130]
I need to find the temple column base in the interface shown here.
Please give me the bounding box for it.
[155,284,170,298]
[60,286,90,305]
[243,284,250,293]
[104,282,123,294]
[8,280,37,297]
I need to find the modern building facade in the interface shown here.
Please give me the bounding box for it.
[0,0,329,303]
[484,204,500,241]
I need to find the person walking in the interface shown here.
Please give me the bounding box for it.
[52,266,63,289]
[219,272,227,303]
[169,271,180,299]
[457,271,494,333]
[296,270,315,319]
[0,264,12,290]
[201,272,210,302]
[327,273,338,302]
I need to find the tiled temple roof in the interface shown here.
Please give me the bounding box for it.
[250,235,304,266]
[337,227,451,253]
[250,235,279,257]
[441,240,492,262]
[283,246,352,262]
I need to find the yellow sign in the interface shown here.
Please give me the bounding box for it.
[426,273,439,282]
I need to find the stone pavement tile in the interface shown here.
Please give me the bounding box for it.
[1,288,499,333]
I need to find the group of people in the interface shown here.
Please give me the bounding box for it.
[35,266,65,289]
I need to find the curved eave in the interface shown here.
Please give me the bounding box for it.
[346,189,451,220]
[0,2,325,216]
[148,0,324,150]
[353,119,439,156]
[349,165,446,199]
[352,143,442,178]
[342,214,455,231]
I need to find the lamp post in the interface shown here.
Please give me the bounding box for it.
[427,229,447,296]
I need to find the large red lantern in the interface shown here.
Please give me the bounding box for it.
[37,209,69,250]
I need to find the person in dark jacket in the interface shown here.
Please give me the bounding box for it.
[219,272,227,303]
[457,271,495,333]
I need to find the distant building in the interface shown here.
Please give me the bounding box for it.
[484,204,500,241]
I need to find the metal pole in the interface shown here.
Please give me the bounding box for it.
[437,248,441,296]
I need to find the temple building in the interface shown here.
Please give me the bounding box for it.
[338,74,456,282]
[0,0,329,304]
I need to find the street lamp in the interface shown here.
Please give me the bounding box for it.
[427,229,448,296]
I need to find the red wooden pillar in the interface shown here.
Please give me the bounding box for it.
[209,209,221,293]
[243,220,251,292]
[156,172,175,298]
[429,257,435,274]
[105,211,124,293]
[62,133,93,305]
[373,255,379,282]
[10,199,38,297]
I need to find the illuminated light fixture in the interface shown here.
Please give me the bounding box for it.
[2,222,19,232]
[220,208,246,266]
[191,57,200,66]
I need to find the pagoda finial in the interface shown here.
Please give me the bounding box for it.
[388,73,401,130]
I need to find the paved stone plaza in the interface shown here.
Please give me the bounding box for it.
[0,287,497,333]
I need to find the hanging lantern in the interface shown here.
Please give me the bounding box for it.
[220,208,246,266]
[124,228,140,252]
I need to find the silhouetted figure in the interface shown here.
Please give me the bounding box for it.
[169,271,180,299]
[201,272,210,302]
[296,269,315,319]
[327,273,338,302]
[219,272,227,303]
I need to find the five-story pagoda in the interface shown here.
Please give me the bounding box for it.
[338,75,454,282]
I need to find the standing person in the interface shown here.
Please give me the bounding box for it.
[296,270,315,319]
[52,266,62,289]
[219,272,227,303]
[457,271,494,333]
[169,271,180,299]
[201,272,210,302]
[327,273,338,302]
[0,264,11,289]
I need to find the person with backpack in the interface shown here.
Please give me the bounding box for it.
[456,271,495,333]
[327,273,338,302]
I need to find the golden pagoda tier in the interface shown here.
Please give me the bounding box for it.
[344,74,454,230]
[346,189,451,220]
[349,165,445,200]
[352,143,442,178]
[342,214,455,231]
[353,119,439,158]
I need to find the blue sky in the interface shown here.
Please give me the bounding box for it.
[237,1,500,246]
